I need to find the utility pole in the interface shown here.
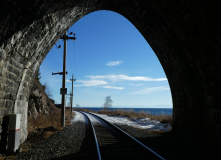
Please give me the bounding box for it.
[69,74,76,117]
[52,31,76,127]
[60,31,67,127]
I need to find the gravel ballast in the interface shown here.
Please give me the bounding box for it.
[17,122,86,159]
[16,116,168,159]
[13,111,221,160]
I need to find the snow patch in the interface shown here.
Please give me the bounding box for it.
[85,113,101,125]
[93,113,171,132]
[72,111,171,132]
[71,111,85,122]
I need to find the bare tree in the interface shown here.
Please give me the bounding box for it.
[103,96,113,109]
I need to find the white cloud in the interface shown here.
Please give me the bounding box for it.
[74,80,107,87]
[106,61,123,66]
[130,86,169,95]
[66,80,72,82]
[103,86,124,90]
[129,83,144,87]
[87,75,167,82]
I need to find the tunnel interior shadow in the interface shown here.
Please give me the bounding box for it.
[137,132,221,160]
[0,116,9,154]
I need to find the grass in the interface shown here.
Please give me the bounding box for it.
[27,108,61,134]
[74,108,172,125]
[0,108,73,159]
[15,107,74,158]
[27,80,63,137]
[27,80,73,139]
[26,79,74,142]
[0,156,17,160]
[27,107,73,140]
[3,107,169,160]
[27,106,171,142]
[0,79,74,159]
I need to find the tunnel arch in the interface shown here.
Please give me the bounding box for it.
[42,9,173,109]
[0,0,221,146]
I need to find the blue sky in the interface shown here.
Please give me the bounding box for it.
[40,10,172,108]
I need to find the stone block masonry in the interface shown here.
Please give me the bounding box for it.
[0,0,97,146]
[0,0,221,152]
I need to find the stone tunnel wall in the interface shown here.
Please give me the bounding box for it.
[0,0,221,146]
[0,0,97,143]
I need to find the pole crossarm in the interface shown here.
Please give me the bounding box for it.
[60,34,76,41]
[60,32,76,126]
[52,71,67,75]
[70,78,76,82]
[52,31,76,127]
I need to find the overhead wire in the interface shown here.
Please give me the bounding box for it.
[66,27,77,80]
[64,27,78,107]
[39,41,63,101]
[73,36,77,79]
[68,26,78,107]
[40,29,78,104]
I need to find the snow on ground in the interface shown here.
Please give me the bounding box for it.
[71,111,85,122]
[93,113,171,132]
[72,111,171,132]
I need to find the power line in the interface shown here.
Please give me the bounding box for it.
[73,39,77,78]
[69,74,76,117]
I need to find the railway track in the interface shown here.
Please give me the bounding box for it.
[76,111,165,160]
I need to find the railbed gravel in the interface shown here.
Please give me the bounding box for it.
[17,122,86,160]
[15,114,220,160]
[16,121,168,159]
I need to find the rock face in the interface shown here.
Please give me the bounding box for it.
[28,80,53,119]
[0,79,54,153]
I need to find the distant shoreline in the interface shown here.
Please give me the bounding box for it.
[74,107,173,116]
[72,106,172,109]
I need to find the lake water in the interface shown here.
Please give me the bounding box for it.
[74,107,173,116]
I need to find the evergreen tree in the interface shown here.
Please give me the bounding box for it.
[35,68,41,83]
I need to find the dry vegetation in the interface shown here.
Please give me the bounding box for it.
[74,108,172,124]
[28,106,60,134]
[0,80,74,159]
[27,80,73,141]
[0,108,73,160]
[27,107,73,141]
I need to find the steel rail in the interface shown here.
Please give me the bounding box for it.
[85,111,165,160]
[79,111,102,160]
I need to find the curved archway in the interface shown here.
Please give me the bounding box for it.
[0,0,220,149]
[41,10,173,111]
